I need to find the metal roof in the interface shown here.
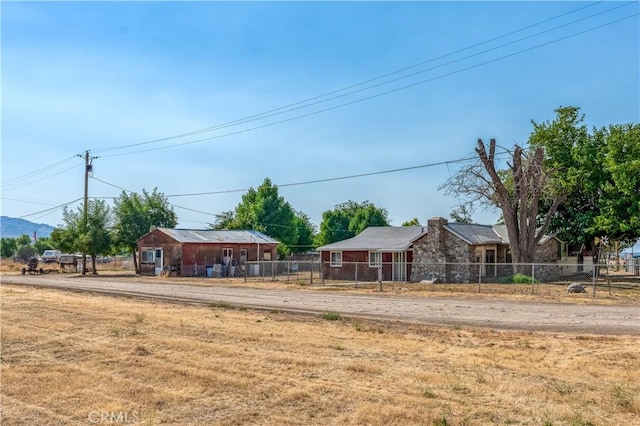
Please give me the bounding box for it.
[316,220,558,252]
[155,228,278,244]
[316,226,427,251]
[447,223,558,245]
[445,223,504,245]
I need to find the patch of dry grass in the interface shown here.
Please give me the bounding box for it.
[1,284,638,425]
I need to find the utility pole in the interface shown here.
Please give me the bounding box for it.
[82,151,90,275]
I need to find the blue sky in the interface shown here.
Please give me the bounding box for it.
[2,1,638,232]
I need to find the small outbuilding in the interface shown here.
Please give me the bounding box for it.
[137,228,278,277]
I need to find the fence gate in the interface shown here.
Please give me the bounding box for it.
[393,252,407,281]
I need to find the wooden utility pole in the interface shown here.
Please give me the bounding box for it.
[82,150,89,275]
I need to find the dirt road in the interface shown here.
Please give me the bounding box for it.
[2,275,638,335]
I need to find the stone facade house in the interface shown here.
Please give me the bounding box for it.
[410,217,562,283]
[316,218,562,283]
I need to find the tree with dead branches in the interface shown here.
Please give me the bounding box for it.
[442,138,566,270]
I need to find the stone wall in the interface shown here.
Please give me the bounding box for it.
[411,217,475,283]
[532,238,561,281]
[410,218,562,283]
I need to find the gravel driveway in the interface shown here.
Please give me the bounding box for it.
[3,275,639,335]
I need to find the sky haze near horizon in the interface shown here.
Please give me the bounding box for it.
[2,1,639,232]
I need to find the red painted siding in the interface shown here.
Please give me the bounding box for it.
[320,250,413,282]
[137,229,277,276]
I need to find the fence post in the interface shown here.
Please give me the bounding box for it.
[531,263,535,295]
[287,261,290,284]
[355,263,358,288]
[477,263,481,293]
[321,262,324,285]
[592,261,597,298]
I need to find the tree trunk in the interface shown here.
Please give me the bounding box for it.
[475,139,565,277]
[132,248,139,275]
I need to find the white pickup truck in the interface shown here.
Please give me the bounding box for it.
[40,250,61,263]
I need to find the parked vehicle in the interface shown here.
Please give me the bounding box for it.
[22,257,44,275]
[41,250,61,263]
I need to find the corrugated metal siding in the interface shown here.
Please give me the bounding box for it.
[137,228,277,276]
[155,228,278,244]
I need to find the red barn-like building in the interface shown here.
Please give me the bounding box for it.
[137,228,278,276]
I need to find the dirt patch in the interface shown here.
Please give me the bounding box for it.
[2,274,639,335]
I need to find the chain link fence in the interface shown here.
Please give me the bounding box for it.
[228,259,639,294]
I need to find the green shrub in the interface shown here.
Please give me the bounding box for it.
[497,273,538,284]
[321,311,342,321]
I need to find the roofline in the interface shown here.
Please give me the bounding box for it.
[317,247,414,252]
[136,227,279,245]
[443,224,503,245]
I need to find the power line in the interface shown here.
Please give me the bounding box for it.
[89,1,625,156]
[4,2,631,191]
[90,176,130,194]
[18,197,83,219]
[2,2,631,191]
[9,144,516,223]
[89,176,216,217]
[98,11,639,158]
[0,195,61,207]
[170,204,216,216]
[163,155,481,198]
[88,152,507,234]
[2,157,84,190]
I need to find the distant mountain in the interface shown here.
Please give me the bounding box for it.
[0,216,55,239]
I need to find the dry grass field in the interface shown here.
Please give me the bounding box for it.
[1,284,638,425]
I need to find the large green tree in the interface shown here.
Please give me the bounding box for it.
[449,204,474,223]
[315,200,390,246]
[291,211,316,253]
[10,234,36,263]
[533,109,640,252]
[33,237,54,255]
[0,238,17,258]
[210,178,314,256]
[530,106,595,248]
[442,109,579,268]
[113,188,177,274]
[211,210,235,230]
[14,244,36,263]
[15,234,32,247]
[402,218,421,227]
[443,106,640,268]
[51,199,112,274]
[591,123,640,240]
